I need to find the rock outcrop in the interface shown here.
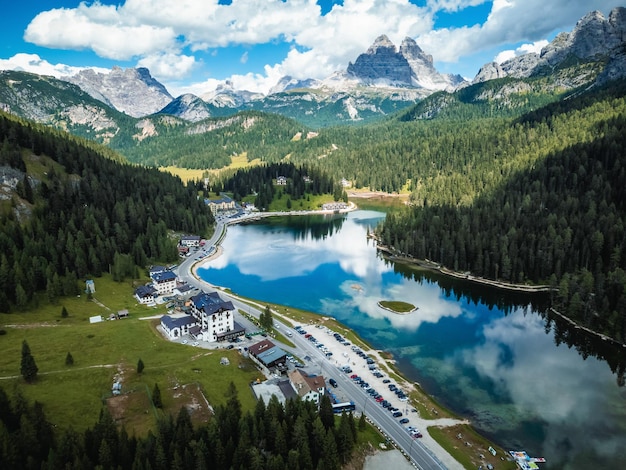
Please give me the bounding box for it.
[473,7,626,84]
[346,35,464,90]
[65,66,172,118]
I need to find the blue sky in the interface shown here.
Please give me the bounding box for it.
[0,1,623,96]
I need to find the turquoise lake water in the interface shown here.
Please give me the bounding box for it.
[197,210,626,470]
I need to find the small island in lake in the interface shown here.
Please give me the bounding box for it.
[378,300,417,314]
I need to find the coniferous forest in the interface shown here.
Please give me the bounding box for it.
[0,112,213,312]
[0,383,360,470]
[377,82,626,343]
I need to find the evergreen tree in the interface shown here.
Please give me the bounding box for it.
[65,352,74,366]
[318,394,334,430]
[61,306,69,318]
[20,340,38,383]
[152,383,163,409]
[137,358,145,374]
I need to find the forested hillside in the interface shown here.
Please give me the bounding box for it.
[112,111,307,169]
[0,384,362,470]
[377,81,626,343]
[0,112,213,312]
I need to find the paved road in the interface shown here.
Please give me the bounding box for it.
[175,215,450,470]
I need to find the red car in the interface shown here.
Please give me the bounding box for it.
[375,396,384,402]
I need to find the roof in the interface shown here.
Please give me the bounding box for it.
[175,283,193,293]
[257,346,287,366]
[289,369,325,397]
[160,314,197,329]
[248,339,275,357]
[135,285,157,298]
[152,271,177,283]
[206,194,233,205]
[191,291,234,315]
[181,235,201,241]
[149,265,167,274]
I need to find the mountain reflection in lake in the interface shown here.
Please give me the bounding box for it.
[197,210,626,470]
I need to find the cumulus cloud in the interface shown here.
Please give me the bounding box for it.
[0,53,108,78]
[494,39,549,64]
[137,52,197,80]
[417,0,615,64]
[16,0,619,93]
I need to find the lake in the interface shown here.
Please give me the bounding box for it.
[197,209,626,470]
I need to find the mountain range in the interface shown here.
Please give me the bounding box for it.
[1,7,625,131]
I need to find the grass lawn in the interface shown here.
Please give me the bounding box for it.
[0,275,263,435]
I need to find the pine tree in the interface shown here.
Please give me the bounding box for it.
[137,358,144,374]
[61,306,69,318]
[152,383,162,408]
[65,352,74,366]
[20,340,38,383]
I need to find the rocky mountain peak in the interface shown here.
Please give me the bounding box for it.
[473,7,626,86]
[65,66,172,118]
[399,37,433,66]
[346,35,463,90]
[367,35,397,54]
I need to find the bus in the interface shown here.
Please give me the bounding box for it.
[332,401,356,413]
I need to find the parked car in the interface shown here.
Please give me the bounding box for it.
[399,418,409,424]
[329,378,338,388]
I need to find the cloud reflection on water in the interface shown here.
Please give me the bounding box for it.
[461,310,626,468]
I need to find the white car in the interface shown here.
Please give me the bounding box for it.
[192,341,199,347]
[182,339,188,344]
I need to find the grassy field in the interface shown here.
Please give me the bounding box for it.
[0,275,263,435]
[160,154,263,183]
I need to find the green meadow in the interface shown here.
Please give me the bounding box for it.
[0,274,262,435]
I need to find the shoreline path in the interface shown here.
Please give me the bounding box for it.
[176,206,470,470]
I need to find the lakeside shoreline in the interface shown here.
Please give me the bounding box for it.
[184,205,517,470]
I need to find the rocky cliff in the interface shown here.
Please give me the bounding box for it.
[65,66,172,118]
[347,35,464,90]
[473,7,626,85]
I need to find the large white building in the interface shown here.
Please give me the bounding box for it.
[151,270,177,295]
[189,291,236,342]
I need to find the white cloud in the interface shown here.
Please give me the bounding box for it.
[494,39,549,64]
[418,0,616,65]
[15,0,619,94]
[24,4,178,61]
[0,53,108,78]
[137,53,197,80]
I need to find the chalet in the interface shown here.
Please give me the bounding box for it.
[151,270,177,295]
[180,235,201,248]
[189,291,236,342]
[135,285,157,304]
[288,369,326,406]
[160,314,198,339]
[276,176,287,185]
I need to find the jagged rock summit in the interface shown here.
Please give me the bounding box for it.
[473,6,626,85]
[65,66,172,118]
[158,94,212,122]
[347,34,464,90]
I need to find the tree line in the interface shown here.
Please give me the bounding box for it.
[0,382,364,470]
[0,111,213,312]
